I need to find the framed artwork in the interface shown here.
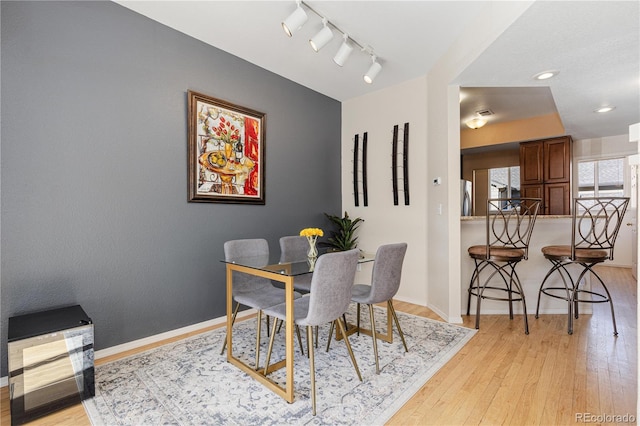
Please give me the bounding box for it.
[187,91,265,204]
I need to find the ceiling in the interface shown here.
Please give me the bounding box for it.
[116,1,639,141]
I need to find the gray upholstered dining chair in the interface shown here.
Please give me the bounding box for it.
[262,249,362,416]
[536,197,629,335]
[222,238,302,370]
[350,243,408,375]
[279,235,313,293]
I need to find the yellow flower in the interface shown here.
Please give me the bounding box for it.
[300,227,323,237]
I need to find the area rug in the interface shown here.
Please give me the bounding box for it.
[83,305,476,425]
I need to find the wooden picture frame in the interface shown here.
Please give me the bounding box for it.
[187,91,265,204]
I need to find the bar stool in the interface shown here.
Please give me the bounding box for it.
[466,198,541,334]
[535,197,629,335]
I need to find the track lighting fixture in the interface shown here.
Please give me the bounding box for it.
[309,18,333,52]
[282,2,308,37]
[333,34,353,66]
[364,55,382,84]
[282,1,382,84]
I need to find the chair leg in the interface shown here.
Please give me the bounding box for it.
[307,325,317,416]
[326,321,335,352]
[388,300,408,352]
[475,271,484,330]
[295,325,305,356]
[582,264,618,336]
[221,302,240,355]
[536,260,576,334]
[263,319,279,376]
[315,325,319,349]
[507,265,528,335]
[336,318,362,382]
[535,261,565,319]
[255,310,262,370]
[466,266,477,316]
[356,303,361,335]
[367,304,380,375]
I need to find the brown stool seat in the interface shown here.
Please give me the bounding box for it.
[541,245,608,263]
[468,245,525,261]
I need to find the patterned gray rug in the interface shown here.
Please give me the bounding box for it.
[84,306,476,425]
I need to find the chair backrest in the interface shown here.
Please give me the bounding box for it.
[572,197,630,261]
[485,198,541,260]
[367,243,408,304]
[224,238,272,292]
[279,236,309,263]
[301,249,359,327]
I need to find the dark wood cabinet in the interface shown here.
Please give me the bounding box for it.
[520,141,544,184]
[520,136,572,214]
[544,138,571,182]
[521,184,543,201]
[545,182,570,215]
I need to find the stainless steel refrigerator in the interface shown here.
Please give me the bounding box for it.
[461,179,472,216]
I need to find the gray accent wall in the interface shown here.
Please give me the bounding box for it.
[1,1,341,376]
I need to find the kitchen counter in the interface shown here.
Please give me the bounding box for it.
[460,215,571,221]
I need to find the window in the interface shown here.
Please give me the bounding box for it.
[488,166,520,211]
[578,158,625,198]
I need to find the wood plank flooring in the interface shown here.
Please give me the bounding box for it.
[2,266,636,425]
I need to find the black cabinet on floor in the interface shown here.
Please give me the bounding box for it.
[8,305,94,425]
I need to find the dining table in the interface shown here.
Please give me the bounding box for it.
[221,249,374,403]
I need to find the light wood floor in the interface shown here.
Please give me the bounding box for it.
[2,266,636,425]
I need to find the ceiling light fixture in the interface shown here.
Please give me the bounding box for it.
[533,70,559,80]
[364,55,382,84]
[595,106,616,113]
[333,34,353,66]
[465,118,488,129]
[309,18,333,52]
[282,0,381,84]
[282,2,308,37]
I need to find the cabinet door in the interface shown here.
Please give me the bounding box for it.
[521,184,543,200]
[544,137,571,183]
[545,182,570,215]
[520,141,544,184]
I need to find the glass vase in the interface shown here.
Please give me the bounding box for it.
[307,237,318,259]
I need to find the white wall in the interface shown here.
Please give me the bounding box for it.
[341,1,534,322]
[574,134,639,161]
[342,77,429,305]
[426,1,534,322]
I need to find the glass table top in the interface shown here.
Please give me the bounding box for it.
[221,249,374,277]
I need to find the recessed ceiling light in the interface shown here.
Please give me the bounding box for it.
[595,106,616,113]
[533,70,559,80]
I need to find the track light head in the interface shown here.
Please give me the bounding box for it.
[364,56,382,84]
[282,4,308,37]
[309,19,333,52]
[333,34,353,66]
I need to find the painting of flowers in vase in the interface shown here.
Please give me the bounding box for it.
[187,91,265,204]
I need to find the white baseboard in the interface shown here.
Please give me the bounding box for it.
[0,310,257,389]
[94,309,256,359]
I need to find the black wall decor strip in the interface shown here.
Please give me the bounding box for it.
[391,125,399,206]
[403,122,410,205]
[362,132,368,206]
[353,134,359,206]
